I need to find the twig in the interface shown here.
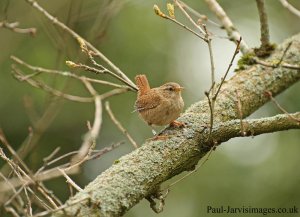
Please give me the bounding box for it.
[70,80,102,164]
[254,57,300,70]
[172,0,215,90]
[58,168,82,192]
[166,143,216,189]
[265,91,300,123]
[205,91,214,141]
[74,39,137,91]
[32,196,90,217]
[235,90,246,136]
[255,0,271,50]
[105,102,139,149]
[279,0,300,18]
[213,37,242,100]
[153,5,208,42]
[276,41,293,67]
[204,0,250,54]
[66,60,135,90]
[203,25,215,94]
[173,0,206,35]
[0,129,32,175]
[0,149,58,210]
[100,88,130,100]
[11,56,129,89]
[88,141,124,160]
[0,172,25,207]
[24,0,137,90]
[35,147,61,175]
[11,66,94,103]
[0,146,35,208]
[177,0,221,27]
[23,187,33,216]
[0,166,79,193]
[0,20,36,36]
[5,206,20,217]
[204,37,241,141]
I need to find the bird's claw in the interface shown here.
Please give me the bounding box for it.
[170,120,186,128]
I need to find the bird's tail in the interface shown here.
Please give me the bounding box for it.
[135,74,150,96]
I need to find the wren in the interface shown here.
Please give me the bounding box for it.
[134,74,185,134]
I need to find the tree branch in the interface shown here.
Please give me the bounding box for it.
[204,0,250,54]
[256,0,270,49]
[279,0,300,18]
[52,33,300,217]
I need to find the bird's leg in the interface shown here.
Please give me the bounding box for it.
[148,124,169,140]
[170,120,186,128]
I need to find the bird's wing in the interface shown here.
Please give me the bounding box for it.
[134,93,161,112]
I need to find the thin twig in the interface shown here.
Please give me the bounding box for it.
[166,143,216,189]
[254,57,300,70]
[204,37,241,141]
[23,187,33,216]
[24,0,137,90]
[173,0,206,35]
[5,206,20,217]
[32,196,90,217]
[203,25,215,94]
[205,91,214,141]
[235,90,246,136]
[153,5,208,42]
[88,141,125,160]
[265,91,300,123]
[0,171,24,207]
[74,39,137,91]
[58,168,82,192]
[276,41,293,67]
[0,20,36,36]
[213,37,242,100]
[11,56,130,89]
[34,147,61,175]
[0,166,79,193]
[0,129,32,175]
[11,66,94,103]
[177,0,221,27]
[70,80,102,164]
[0,149,58,210]
[67,60,135,90]
[100,88,130,100]
[105,102,139,149]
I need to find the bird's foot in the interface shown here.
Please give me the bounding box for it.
[150,135,169,141]
[170,120,186,128]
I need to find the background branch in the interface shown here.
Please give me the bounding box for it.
[279,0,300,18]
[204,0,250,53]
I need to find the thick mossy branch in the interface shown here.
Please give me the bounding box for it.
[52,34,300,217]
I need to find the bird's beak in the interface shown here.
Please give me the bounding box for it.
[175,86,184,92]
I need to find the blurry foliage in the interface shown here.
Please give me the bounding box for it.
[0,0,299,217]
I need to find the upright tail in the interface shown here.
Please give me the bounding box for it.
[135,74,150,96]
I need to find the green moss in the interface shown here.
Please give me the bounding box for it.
[236,52,256,71]
[114,159,120,164]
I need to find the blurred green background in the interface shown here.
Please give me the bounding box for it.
[0,0,300,216]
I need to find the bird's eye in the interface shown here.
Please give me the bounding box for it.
[168,87,174,91]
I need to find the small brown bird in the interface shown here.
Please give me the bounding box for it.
[134,74,184,134]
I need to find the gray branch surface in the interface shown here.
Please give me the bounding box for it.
[53,34,300,217]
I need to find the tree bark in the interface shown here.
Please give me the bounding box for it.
[52,33,300,217]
